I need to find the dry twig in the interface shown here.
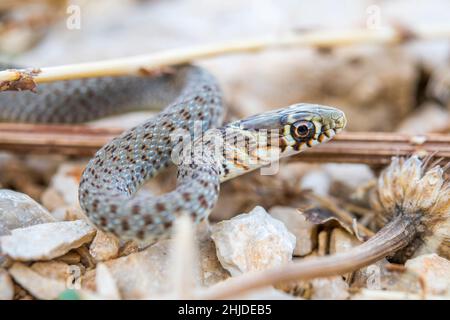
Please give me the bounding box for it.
[1,25,450,89]
[0,124,447,165]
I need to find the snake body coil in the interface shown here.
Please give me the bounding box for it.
[0,64,346,242]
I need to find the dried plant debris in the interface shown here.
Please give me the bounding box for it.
[370,156,450,262]
[192,156,449,300]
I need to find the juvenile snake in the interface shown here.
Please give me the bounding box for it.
[0,64,346,243]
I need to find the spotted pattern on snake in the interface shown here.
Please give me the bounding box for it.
[0,63,346,243]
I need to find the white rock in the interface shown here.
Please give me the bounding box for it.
[405,253,450,295]
[30,261,72,281]
[269,206,316,256]
[300,170,330,196]
[51,206,86,222]
[82,236,228,299]
[89,230,120,262]
[323,163,374,190]
[0,189,55,236]
[397,102,450,134]
[9,262,66,300]
[41,188,66,212]
[95,263,121,300]
[50,163,85,206]
[0,220,96,261]
[0,268,14,300]
[311,276,349,300]
[211,206,296,276]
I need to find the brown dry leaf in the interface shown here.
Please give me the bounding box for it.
[303,208,358,239]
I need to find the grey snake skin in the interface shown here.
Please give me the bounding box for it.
[0,63,346,243]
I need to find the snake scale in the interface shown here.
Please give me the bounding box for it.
[0,64,346,243]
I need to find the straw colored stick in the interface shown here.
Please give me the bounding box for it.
[1,25,450,87]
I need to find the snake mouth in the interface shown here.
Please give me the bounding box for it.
[318,111,346,140]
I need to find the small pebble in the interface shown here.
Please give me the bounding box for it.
[405,253,450,295]
[9,262,66,300]
[89,230,120,262]
[211,206,296,276]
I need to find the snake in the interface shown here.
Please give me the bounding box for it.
[0,63,346,243]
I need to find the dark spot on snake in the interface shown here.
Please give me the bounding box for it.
[156,203,166,212]
[182,192,191,201]
[144,215,153,225]
[121,219,130,231]
[136,230,145,240]
[110,204,117,213]
[164,221,172,229]
[99,216,108,227]
[132,205,140,215]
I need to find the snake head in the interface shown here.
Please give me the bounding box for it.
[235,103,346,156]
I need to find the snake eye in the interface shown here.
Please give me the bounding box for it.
[291,120,315,142]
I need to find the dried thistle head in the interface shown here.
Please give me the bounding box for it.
[370,155,450,262]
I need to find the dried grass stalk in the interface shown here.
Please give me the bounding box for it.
[1,25,450,88]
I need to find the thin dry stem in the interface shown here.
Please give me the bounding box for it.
[170,216,198,299]
[1,25,450,86]
[0,125,447,165]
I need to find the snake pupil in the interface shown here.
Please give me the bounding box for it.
[291,120,315,142]
[297,125,308,135]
